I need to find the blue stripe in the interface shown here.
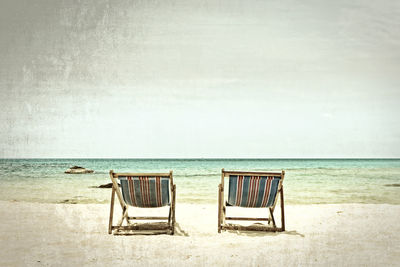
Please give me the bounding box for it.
[228,175,238,206]
[133,179,143,207]
[240,176,250,207]
[255,177,266,207]
[161,178,170,205]
[118,176,171,207]
[266,178,280,207]
[120,179,132,206]
[149,179,157,207]
[226,176,281,208]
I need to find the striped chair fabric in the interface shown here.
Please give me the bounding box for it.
[118,176,170,208]
[227,175,281,208]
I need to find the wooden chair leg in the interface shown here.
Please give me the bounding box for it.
[280,187,285,231]
[171,184,176,235]
[117,206,128,227]
[124,206,130,225]
[222,195,226,226]
[269,207,276,227]
[218,184,222,233]
[108,187,115,234]
[168,205,172,225]
[268,207,273,225]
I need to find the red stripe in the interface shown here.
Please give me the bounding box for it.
[251,177,260,207]
[159,177,162,206]
[156,177,161,207]
[246,177,251,207]
[235,176,239,205]
[240,176,244,205]
[266,177,273,205]
[143,177,148,207]
[247,177,252,207]
[128,176,136,206]
[146,178,151,206]
[261,178,267,206]
[144,177,149,207]
[247,176,254,207]
[252,177,259,206]
[140,177,146,206]
[261,177,272,207]
[265,177,274,206]
[140,177,144,206]
[236,176,243,205]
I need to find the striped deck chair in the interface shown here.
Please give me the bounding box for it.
[218,169,285,232]
[108,170,176,235]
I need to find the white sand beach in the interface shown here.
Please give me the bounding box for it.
[1,201,399,266]
[1,0,399,265]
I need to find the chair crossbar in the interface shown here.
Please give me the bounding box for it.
[113,230,171,235]
[222,225,284,232]
[225,217,270,221]
[115,173,171,177]
[128,216,168,220]
[112,225,171,231]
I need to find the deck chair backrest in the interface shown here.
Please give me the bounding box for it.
[119,176,170,207]
[227,175,281,207]
[218,169,285,233]
[222,170,284,208]
[111,172,172,208]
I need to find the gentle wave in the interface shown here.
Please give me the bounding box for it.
[1,158,399,205]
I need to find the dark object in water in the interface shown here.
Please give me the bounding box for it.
[60,196,86,203]
[59,199,78,204]
[384,184,400,187]
[89,183,120,188]
[65,166,94,174]
[70,166,83,169]
[98,183,114,188]
[98,183,120,188]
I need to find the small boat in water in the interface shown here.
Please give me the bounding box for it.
[64,166,94,174]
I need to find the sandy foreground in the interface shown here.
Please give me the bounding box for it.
[0,201,399,266]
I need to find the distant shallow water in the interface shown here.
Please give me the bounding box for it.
[0,158,399,204]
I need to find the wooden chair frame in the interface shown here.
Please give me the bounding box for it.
[218,169,285,233]
[108,170,176,235]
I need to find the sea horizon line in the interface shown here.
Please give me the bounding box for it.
[1,157,399,160]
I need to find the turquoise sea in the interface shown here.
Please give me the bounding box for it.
[0,159,399,205]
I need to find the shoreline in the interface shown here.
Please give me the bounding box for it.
[1,201,399,266]
[3,199,400,205]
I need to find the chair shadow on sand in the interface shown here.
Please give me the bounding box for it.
[113,222,189,237]
[225,223,304,237]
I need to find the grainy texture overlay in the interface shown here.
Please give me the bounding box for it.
[0,202,399,266]
[1,0,400,158]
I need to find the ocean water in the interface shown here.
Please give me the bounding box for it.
[0,159,399,205]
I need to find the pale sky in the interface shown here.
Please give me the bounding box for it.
[0,0,399,158]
